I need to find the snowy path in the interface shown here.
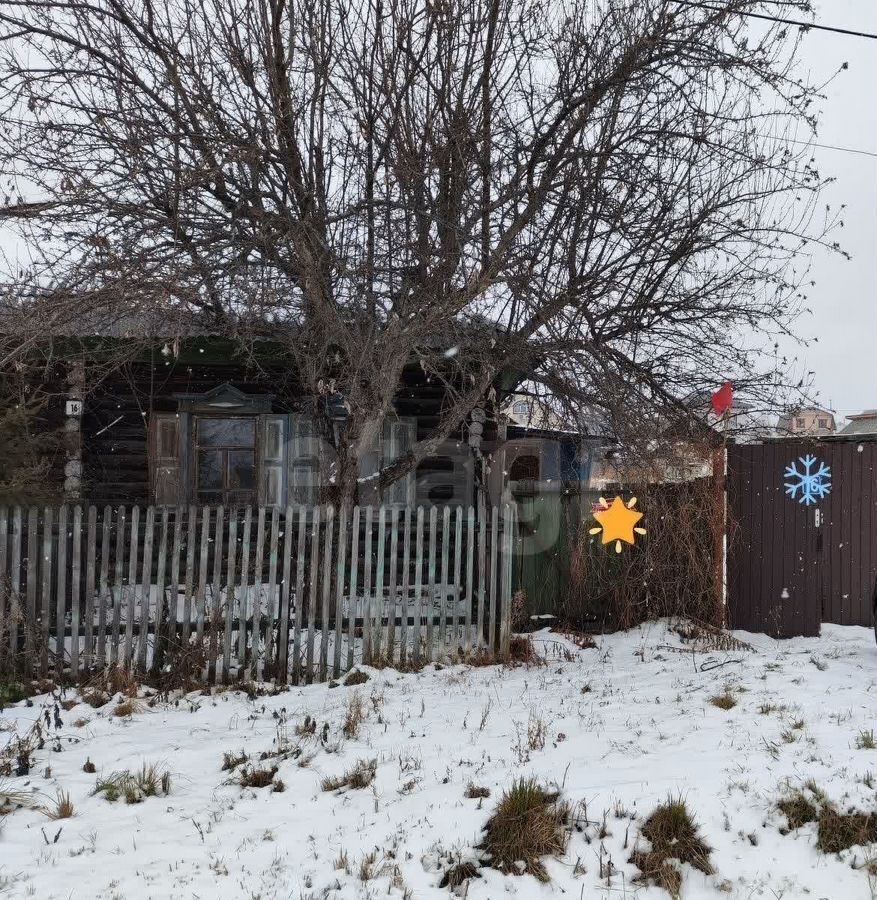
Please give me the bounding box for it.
[1,622,875,899]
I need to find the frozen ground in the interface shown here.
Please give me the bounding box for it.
[1,621,876,899]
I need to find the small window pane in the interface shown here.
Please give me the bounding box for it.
[228,450,255,490]
[199,418,255,447]
[198,450,223,489]
[157,419,179,459]
[264,419,284,461]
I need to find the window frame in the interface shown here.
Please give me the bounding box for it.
[193,414,259,507]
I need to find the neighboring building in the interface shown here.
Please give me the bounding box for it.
[776,407,836,436]
[838,409,877,437]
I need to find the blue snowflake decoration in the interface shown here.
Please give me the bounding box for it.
[783,454,832,505]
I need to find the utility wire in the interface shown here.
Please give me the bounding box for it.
[670,0,877,40]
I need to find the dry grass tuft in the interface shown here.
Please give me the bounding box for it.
[238,765,278,789]
[43,789,74,820]
[82,758,96,774]
[465,782,491,799]
[708,689,737,711]
[856,729,876,750]
[342,691,366,739]
[113,698,144,718]
[221,750,249,771]
[630,795,713,895]
[94,762,171,803]
[778,790,819,830]
[507,635,545,666]
[439,861,481,889]
[816,804,877,854]
[481,777,569,882]
[343,669,370,687]
[320,758,377,792]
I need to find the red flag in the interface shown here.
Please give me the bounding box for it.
[710,382,733,416]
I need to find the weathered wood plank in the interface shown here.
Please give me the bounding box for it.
[166,508,183,664]
[290,508,306,684]
[236,507,252,680]
[70,506,82,679]
[425,506,437,660]
[122,506,138,669]
[55,506,67,669]
[412,507,424,664]
[399,507,411,666]
[385,507,399,664]
[373,506,386,662]
[9,507,21,660]
[305,506,321,682]
[97,505,112,667]
[250,506,266,681]
[361,506,373,664]
[222,510,238,684]
[500,503,514,657]
[318,505,335,682]
[25,506,38,669]
[196,507,210,644]
[439,506,450,660]
[346,506,360,672]
[40,506,53,676]
[277,506,295,683]
[477,506,487,650]
[452,506,463,656]
[151,507,170,675]
[85,505,98,670]
[332,506,348,679]
[487,505,499,654]
[464,506,475,657]
[0,508,7,672]
[207,506,224,684]
[137,506,155,672]
[263,507,279,682]
[248,506,265,678]
[182,506,197,645]
[110,506,125,667]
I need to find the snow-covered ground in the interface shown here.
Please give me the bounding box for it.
[1,621,876,899]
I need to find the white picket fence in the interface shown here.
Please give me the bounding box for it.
[0,503,516,684]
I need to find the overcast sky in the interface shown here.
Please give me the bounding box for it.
[792,0,877,422]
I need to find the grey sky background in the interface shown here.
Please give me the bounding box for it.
[0,2,873,424]
[793,0,877,422]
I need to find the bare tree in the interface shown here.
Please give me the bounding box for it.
[0,0,838,505]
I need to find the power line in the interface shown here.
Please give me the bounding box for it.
[784,137,877,160]
[670,1,877,40]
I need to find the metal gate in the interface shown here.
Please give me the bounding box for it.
[727,438,877,637]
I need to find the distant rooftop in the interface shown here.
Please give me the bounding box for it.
[838,409,877,436]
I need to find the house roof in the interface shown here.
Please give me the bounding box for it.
[838,409,877,436]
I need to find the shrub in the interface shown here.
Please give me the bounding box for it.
[630,796,713,896]
[507,636,544,667]
[856,729,876,750]
[82,758,96,774]
[481,778,569,882]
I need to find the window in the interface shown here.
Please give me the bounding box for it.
[513,401,531,417]
[795,417,805,429]
[509,454,540,481]
[195,417,256,506]
[818,417,828,428]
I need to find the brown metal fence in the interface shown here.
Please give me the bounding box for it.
[0,503,515,683]
[727,439,877,637]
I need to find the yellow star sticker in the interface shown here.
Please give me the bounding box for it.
[590,496,646,553]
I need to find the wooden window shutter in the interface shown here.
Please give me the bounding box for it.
[149,413,184,506]
[287,414,322,506]
[383,417,416,507]
[259,415,286,507]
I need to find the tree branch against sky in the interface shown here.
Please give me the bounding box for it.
[0,0,838,503]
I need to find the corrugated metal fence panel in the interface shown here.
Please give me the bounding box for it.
[728,442,819,637]
[728,440,877,636]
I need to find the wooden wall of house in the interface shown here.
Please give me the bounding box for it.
[78,343,495,507]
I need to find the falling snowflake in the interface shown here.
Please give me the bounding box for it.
[783,454,832,505]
